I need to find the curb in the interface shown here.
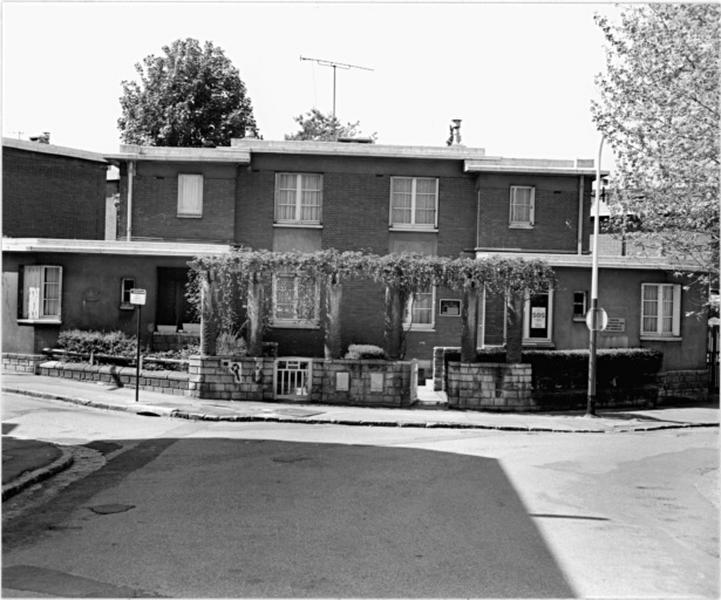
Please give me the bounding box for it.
[2,447,75,501]
[6,386,717,434]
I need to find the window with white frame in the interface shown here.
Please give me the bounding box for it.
[641,283,681,337]
[523,289,553,343]
[390,177,438,229]
[403,287,436,330]
[573,291,587,320]
[275,173,322,224]
[272,274,320,327]
[120,278,135,309]
[177,174,203,217]
[19,265,62,321]
[509,186,535,228]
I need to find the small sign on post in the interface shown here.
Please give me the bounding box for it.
[585,307,608,332]
[130,289,146,402]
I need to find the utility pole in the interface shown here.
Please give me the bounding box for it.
[299,56,373,128]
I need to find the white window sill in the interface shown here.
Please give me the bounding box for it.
[572,317,586,322]
[509,223,534,230]
[271,321,321,329]
[17,319,61,325]
[120,303,135,311]
[177,213,203,219]
[404,325,435,332]
[389,226,438,233]
[522,339,554,347]
[273,222,323,229]
[640,335,682,342]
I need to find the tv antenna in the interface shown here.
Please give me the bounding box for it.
[300,56,373,121]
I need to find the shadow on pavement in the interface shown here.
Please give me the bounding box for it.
[3,436,576,598]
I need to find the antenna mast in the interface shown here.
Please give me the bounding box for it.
[300,56,373,122]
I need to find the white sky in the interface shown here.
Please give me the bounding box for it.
[2,1,618,166]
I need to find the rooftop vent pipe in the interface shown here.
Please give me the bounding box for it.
[447,119,461,146]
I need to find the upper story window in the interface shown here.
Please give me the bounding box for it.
[641,283,681,338]
[275,173,323,225]
[272,274,320,328]
[390,177,438,230]
[177,174,203,218]
[403,286,436,331]
[509,185,535,228]
[19,265,62,322]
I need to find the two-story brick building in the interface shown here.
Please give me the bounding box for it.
[2,137,709,392]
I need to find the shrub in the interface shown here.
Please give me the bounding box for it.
[216,330,247,357]
[57,329,136,358]
[344,344,387,360]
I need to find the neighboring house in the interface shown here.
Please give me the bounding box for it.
[1,137,709,387]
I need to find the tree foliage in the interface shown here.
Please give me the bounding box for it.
[118,38,258,147]
[285,108,376,141]
[592,5,720,283]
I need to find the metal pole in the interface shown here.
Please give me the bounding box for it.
[135,305,141,402]
[332,64,337,121]
[587,136,604,416]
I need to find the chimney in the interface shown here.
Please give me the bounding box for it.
[446,119,462,146]
[30,131,51,144]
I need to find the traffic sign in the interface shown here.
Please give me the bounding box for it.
[129,288,146,306]
[585,307,608,332]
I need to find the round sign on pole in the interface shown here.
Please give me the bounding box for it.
[586,307,608,332]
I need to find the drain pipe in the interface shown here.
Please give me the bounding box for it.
[126,160,135,242]
[577,174,584,254]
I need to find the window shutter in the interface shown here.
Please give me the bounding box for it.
[23,265,42,319]
[529,189,535,225]
[672,284,681,336]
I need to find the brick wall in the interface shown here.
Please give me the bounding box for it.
[446,362,534,411]
[3,147,106,239]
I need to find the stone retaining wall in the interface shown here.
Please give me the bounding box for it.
[187,356,413,407]
[37,361,189,395]
[2,353,46,374]
[446,362,534,411]
[657,369,710,403]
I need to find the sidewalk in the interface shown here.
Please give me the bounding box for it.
[2,372,718,500]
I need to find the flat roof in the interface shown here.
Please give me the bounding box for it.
[3,137,108,164]
[2,237,232,257]
[107,138,602,175]
[474,249,701,272]
[106,144,251,164]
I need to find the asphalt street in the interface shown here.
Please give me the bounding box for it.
[2,393,718,598]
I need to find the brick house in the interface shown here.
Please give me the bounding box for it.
[2,137,709,393]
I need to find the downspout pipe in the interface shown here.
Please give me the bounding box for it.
[577,175,584,254]
[126,160,135,242]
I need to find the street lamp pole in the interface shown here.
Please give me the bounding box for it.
[587,136,605,416]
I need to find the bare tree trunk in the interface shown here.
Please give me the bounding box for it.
[460,283,479,362]
[506,292,524,363]
[384,285,405,360]
[199,271,217,356]
[324,277,343,359]
[247,274,265,357]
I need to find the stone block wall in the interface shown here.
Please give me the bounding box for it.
[657,369,710,403]
[446,362,534,411]
[187,356,413,406]
[433,346,460,391]
[2,353,46,374]
[36,361,188,394]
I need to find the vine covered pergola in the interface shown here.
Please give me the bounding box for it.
[188,249,555,363]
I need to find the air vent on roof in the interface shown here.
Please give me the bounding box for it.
[29,132,51,144]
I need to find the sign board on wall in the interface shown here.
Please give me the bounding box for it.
[531,307,546,329]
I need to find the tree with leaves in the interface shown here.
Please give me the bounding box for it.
[592,4,719,284]
[285,108,375,141]
[118,38,258,147]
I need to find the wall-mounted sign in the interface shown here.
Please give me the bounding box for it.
[129,288,146,306]
[439,299,461,317]
[604,317,626,333]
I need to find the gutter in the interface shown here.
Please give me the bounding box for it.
[577,175,584,254]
